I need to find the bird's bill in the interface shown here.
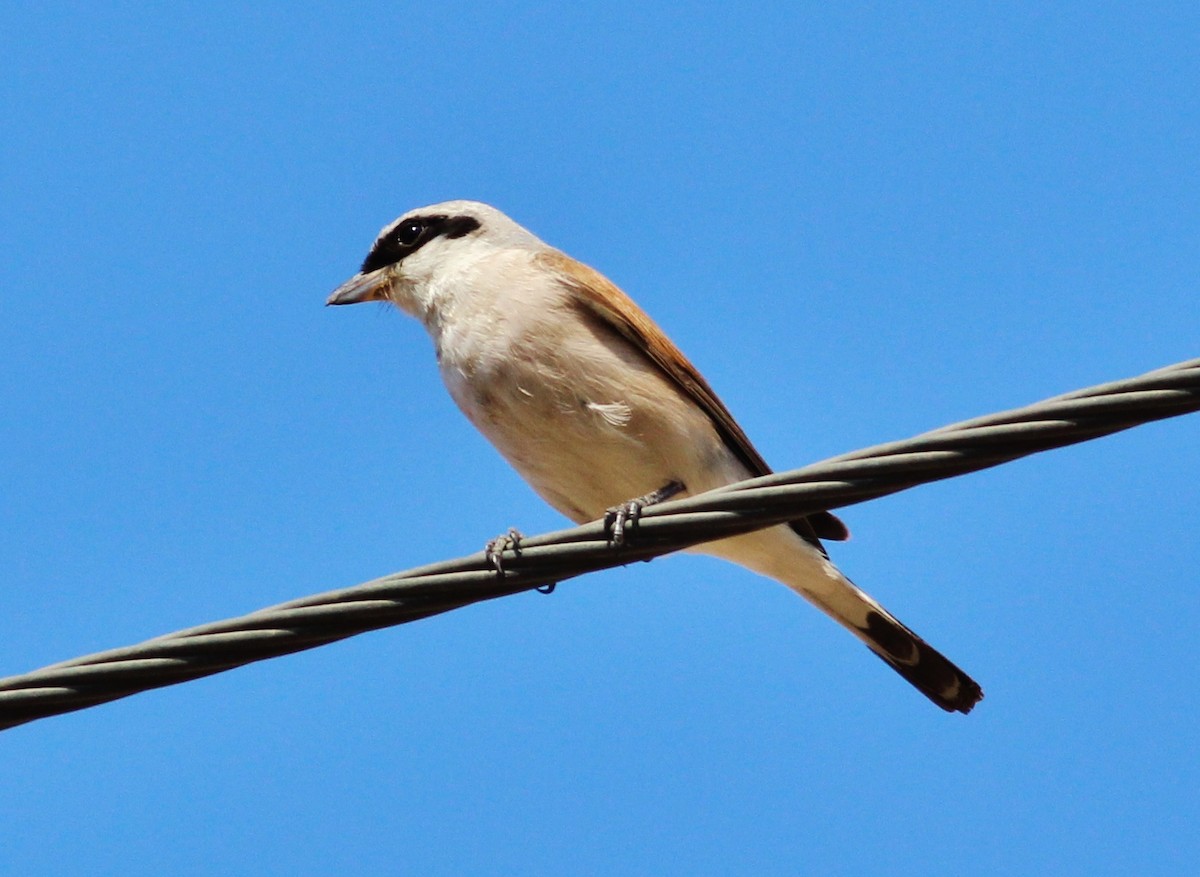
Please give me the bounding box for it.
[326,270,392,306]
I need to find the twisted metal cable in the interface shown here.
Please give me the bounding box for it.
[1,357,1197,731]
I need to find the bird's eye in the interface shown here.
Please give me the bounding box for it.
[395,219,424,247]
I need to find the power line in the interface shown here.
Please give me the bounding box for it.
[1,357,1196,731]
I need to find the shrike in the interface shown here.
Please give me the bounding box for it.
[327,200,983,714]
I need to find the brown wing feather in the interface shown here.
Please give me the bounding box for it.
[537,250,849,547]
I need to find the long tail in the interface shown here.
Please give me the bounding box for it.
[701,527,984,714]
[845,588,982,713]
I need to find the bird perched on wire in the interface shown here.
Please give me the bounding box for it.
[327,200,983,714]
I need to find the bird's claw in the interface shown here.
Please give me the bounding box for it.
[485,527,524,577]
[604,500,642,547]
[604,480,686,547]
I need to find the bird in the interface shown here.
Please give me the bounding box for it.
[326,200,983,714]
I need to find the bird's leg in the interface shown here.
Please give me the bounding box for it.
[605,480,686,546]
[485,527,524,577]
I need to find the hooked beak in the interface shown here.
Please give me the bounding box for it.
[326,269,393,306]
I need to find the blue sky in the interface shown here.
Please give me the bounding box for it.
[2,3,1199,874]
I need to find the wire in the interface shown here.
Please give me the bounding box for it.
[1,357,1197,731]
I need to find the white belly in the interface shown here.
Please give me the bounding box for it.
[439,328,741,524]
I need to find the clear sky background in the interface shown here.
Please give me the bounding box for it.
[2,4,1199,875]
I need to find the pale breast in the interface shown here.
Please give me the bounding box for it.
[430,249,741,523]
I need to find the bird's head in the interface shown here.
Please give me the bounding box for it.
[326,200,542,320]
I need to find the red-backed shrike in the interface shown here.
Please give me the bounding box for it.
[328,200,982,713]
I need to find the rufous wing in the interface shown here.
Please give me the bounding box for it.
[538,249,849,547]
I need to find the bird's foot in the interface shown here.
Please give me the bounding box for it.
[485,527,524,578]
[604,480,686,546]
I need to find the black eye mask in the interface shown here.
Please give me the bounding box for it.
[359,214,482,274]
